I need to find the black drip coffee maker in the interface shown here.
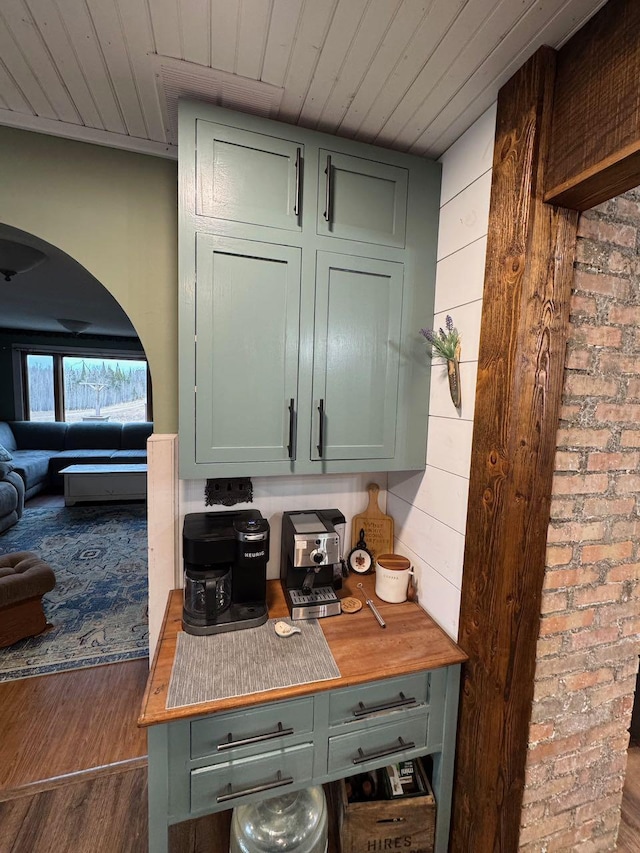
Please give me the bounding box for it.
[182,510,269,635]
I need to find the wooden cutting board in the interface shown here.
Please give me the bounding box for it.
[351,483,394,560]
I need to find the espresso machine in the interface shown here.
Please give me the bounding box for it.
[280,509,345,620]
[182,510,269,635]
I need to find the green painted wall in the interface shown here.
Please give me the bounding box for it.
[0,126,178,432]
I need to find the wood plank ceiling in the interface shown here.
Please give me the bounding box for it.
[0,0,607,162]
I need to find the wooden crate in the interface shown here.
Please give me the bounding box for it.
[331,765,435,853]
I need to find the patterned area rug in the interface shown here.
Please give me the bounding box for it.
[0,504,148,681]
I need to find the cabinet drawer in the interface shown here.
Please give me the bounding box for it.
[191,743,314,814]
[191,697,314,760]
[327,714,428,775]
[329,674,428,726]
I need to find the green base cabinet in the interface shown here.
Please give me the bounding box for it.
[178,101,441,478]
[146,666,461,853]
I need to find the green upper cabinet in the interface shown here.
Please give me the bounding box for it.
[316,150,408,248]
[195,120,302,232]
[311,252,403,461]
[178,101,441,479]
[193,235,301,465]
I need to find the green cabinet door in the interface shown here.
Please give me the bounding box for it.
[195,235,301,464]
[316,150,408,247]
[196,120,303,231]
[311,252,403,461]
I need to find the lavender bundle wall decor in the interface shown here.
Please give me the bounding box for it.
[420,315,462,409]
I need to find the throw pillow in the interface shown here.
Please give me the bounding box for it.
[0,444,13,462]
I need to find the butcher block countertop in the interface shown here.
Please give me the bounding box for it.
[138,574,467,727]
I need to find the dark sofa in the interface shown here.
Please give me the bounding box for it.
[0,461,25,534]
[0,421,153,502]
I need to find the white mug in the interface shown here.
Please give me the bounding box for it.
[375,554,413,603]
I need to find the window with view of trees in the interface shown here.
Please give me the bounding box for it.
[24,353,151,423]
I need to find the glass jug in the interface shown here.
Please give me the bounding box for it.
[229,786,327,853]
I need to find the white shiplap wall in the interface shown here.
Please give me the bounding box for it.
[387,103,496,639]
[179,474,387,582]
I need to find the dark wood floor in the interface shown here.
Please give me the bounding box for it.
[0,768,233,853]
[0,660,233,852]
[0,660,637,851]
[1,767,149,853]
[0,660,148,793]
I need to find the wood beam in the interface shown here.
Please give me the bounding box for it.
[545,0,640,209]
[450,47,579,851]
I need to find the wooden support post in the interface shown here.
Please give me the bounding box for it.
[450,46,579,851]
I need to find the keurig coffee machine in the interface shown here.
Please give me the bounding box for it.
[182,510,269,635]
[280,509,345,619]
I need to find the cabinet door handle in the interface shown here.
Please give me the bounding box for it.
[217,721,294,751]
[287,398,296,460]
[352,737,415,765]
[293,147,301,216]
[317,399,325,458]
[323,155,332,222]
[352,692,417,718]
[216,770,294,804]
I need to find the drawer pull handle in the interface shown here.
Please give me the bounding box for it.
[294,147,301,216]
[217,721,294,751]
[287,398,296,460]
[323,154,332,222]
[216,770,294,804]
[317,399,325,458]
[353,737,415,765]
[353,692,417,717]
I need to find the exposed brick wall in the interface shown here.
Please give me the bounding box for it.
[519,191,640,851]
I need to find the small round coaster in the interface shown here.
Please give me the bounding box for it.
[341,597,363,614]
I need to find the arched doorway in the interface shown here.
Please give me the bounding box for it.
[0,224,152,682]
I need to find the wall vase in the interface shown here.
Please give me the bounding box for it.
[447,344,462,409]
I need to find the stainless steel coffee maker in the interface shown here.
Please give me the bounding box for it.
[182,510,269,635]
[280,509,345,619]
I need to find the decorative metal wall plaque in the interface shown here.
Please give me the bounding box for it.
[205,478,253,506]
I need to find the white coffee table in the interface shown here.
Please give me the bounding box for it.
[59,463,147,506]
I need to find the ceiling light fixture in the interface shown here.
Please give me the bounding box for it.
[0,239,47,282]
[57,318,91,334]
